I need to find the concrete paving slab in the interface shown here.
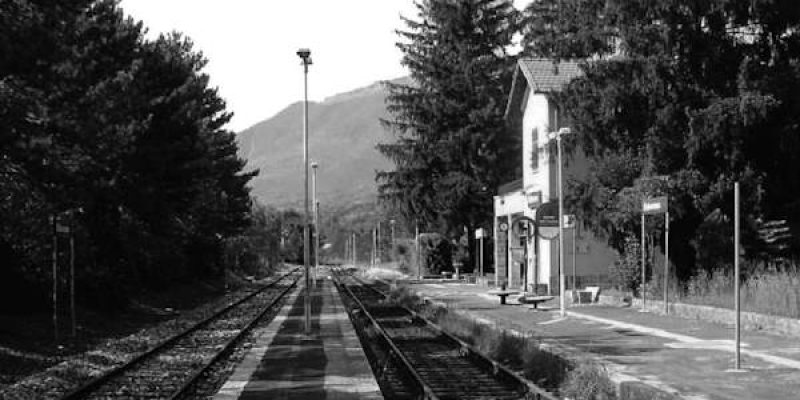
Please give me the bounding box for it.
[214,273,382,400]
[407,282,800,400]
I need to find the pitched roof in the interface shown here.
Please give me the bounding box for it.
[504,58,585,119]
[518,58,583,93]
[497,178,523,196]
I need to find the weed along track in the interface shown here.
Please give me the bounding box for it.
[58,268,301,400]
[332,268,557,400]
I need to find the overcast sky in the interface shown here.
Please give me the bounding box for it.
[119,1,526,132]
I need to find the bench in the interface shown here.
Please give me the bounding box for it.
[487,290,519,305]
[519,295,555,309]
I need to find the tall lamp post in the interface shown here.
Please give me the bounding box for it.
[311,161,319,284]
[297,48,312,335]
[548,127,572,318]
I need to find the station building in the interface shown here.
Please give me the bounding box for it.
[493,58,615,293]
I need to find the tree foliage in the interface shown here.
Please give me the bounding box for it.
[378,0,520,259]
[522,0,800,276]
[0,0,254,308]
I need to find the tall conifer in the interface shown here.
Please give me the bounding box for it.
[378,0,518,265]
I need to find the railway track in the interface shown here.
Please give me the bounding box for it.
[332,268,557,400]
[59,268,301,400]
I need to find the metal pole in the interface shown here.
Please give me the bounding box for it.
[734,182,741,369]
[390,220,395,248]
[352,233,356,266]
[377,220,382,264]
[479,235,484,278]
[506,216,512,290]
[70,229,76,337]
[416,223,421,278]
[52,216,58,343]
[300,53,311,335]
[312,163,318,285]
[487,218,500,288]
[315,200,319,283]
[664,210,669,314]
[572,226,577,290]
[557,135,566,318]
[641,213,646,311]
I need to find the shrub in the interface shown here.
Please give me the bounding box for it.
[609,236,642,294]
[645,261,682,302]
[419,233,452,275]
[561,361,617,400]
[384,286,423,309]
[522,343,571,390]
[392,240,416,275]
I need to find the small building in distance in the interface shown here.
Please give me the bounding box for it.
[493,58,616,294]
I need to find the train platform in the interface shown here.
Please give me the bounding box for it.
[214,270,382,400]
[407,281,800,400]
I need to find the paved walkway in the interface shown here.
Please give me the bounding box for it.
[409,282,800,400]
[214,272,382,400]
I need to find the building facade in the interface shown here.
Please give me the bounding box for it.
[493,58,616,293]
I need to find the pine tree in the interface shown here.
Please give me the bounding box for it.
[378,0,519,269]
[522,0,615,59]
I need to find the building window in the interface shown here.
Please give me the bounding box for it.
[531,128,539,171]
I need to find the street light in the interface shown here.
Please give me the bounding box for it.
[311,161,319,286]
[548,127,572,318]
[297,48,312,335]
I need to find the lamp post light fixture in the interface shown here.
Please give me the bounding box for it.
[297,48,312,335]
[547,127,572,318]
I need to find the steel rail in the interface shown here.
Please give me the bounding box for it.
[331,268,438,400]
[168,270,300,399]
[60,267,301,400]
[336,268,559,400]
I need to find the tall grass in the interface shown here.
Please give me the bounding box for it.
[668,267,800,319]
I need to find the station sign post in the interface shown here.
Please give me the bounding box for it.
[642,196,669,313]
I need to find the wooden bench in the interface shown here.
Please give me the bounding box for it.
[487,290,519,305]
[519,295,555,309]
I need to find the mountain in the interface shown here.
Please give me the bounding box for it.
[237,78,408,209]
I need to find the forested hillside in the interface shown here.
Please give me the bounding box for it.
[236,79,404,208]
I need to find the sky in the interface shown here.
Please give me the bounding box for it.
[119,1,527,132]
